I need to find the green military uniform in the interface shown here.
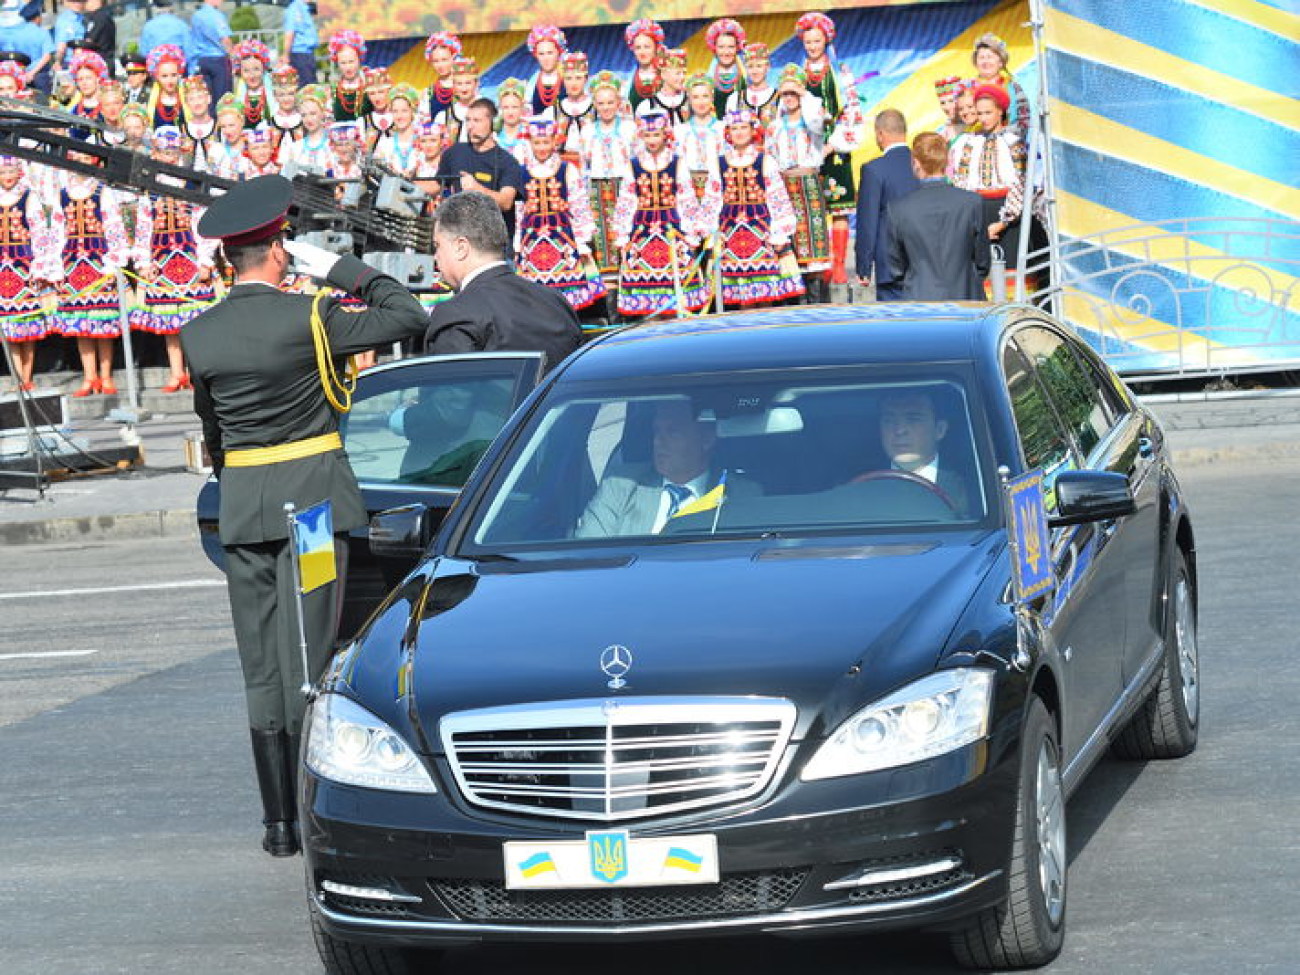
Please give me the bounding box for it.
[181,176,429,855]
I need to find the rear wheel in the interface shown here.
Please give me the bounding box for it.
[1112,548,1199,760]
[950,697,1066,969]
[309,895,444,975]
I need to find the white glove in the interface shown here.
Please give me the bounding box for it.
[282,239,342,281]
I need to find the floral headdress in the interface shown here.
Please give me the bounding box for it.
[934,75,963,98]
[328,30,366,62]
[271,64,299,87]
[776,64,807,93]
[973,32,1010,68]
[388,82,420,108]
[496,78,527,104]
[684,72,714,92]
[119,103,150,123]
[588,70,622,97]
[424,31,462,62]
[722,107,762,145]
[525,115,557,138]
[561,52,588,74]
[624,19,665,50]
[152,126,183,151]
[743,42,769,63]
[658,48,687,70]
[634,109,672,134]
[527,25,567,56]
[70,50,109,81]
[233,39,272,66]
[296,84,333,110]
[146,44,186,79]
[328,120,362,144]
[214,93,245,120]
[451,55,478,76]
[706,18,746,52]
[415,120,446,142]
[245,124,276,146]
[794,12,836,43]
[181,75,210,96]
[0,59,26,90]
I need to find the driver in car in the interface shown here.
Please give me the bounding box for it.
[853,389,970,515]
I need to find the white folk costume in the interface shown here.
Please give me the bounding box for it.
[49,175,128,338]
[579,78,635,275]
[767,76,831,274]
[129,186,217,333]
[0,165,54,346]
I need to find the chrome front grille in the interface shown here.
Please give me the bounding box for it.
[440,697,797,821]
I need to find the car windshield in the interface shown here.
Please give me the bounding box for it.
[462,367,990,552]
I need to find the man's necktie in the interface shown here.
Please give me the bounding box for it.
[663,482,694,522]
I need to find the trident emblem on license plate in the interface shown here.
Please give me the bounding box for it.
[588,831,629,883]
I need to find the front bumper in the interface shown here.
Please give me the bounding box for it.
[303,737,1018,949]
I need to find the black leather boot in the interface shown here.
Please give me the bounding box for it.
[250,729,300,857]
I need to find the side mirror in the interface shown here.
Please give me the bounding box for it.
[1048,470,1136,528]
[369,504,434,561]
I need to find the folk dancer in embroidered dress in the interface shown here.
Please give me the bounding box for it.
[180,74,217,170]
[0,154,54,392]
[328,30,368,123]
[232,38,274,129]
[705,18,746,120]
[208,93,247,180]
[934,76,967,146]
[434,55,479,144]
[48,155,128,397]
[281,83,332,174]
[675,75,723,202]
[795,12,863,285]
[701,109,804,308]
[0,53,27,100]
[556,52,593,166]
[651,49,689,123]
[726,42,777,127]
[948,83,1027,270]
[410,119,447,209]
[362,67,394,149]
[240,124,281,179]
[128,126,217,392]
[971,33,1029,138]
[96,79,127,145]
[767,65,832,299]
[525,25,566,119]
[372,83,422,178]
[624,18,664,116]
[580,71,634,277]
[144,44,186,131]
[269,63,301,142]
[325,120,364,183]
[67,48,107,140]
[514,116,607,319]
[423,30,461,122]
[494,78,532,166]
[612,110,710,319]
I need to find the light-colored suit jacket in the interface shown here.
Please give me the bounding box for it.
[576,463,746,538]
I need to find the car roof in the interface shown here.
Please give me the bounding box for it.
[564,303,1012,381]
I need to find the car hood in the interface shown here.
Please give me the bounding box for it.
[376,534,1003,746]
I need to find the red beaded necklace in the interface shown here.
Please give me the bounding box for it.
[535,73,562,108]
[156,98,180,124]
[244,89,265,127]
[336,82,363,118]
[633,69,660,99]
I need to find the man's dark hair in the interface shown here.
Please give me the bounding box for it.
[434,193,509,258]
[469,97,497,120]
[223,233,282,277]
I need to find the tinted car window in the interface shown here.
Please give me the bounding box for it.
[1002,339,1075,507]
[1014,326,1115,460]
[467,369,989,550]
[340,361,530,490]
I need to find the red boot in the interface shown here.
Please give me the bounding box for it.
[829,220,850,286]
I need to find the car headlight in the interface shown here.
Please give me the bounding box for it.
[305,693,437,793]
[801,669,994,781]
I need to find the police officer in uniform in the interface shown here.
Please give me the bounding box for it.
[182,175,428,856]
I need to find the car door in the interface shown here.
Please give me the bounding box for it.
[1002,330,1125,761]
[197,352,545,637]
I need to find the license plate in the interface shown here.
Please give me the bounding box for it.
[503,831,719,890]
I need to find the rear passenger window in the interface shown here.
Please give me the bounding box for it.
[1002,340,1074,509]
[1014,326,1115,460]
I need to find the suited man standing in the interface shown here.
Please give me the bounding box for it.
[183,176,429,858]
[887,132,990,301]
[425,191,583,371]
[854,108,919,301]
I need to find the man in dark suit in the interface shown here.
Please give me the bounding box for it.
[887,131,991,301]
[870,388,973,515]
[425,191,583,371]
[854,108,919,301]
[182,176,428,857]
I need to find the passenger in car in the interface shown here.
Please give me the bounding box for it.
[852,389,971,515]
[575,400,753,537]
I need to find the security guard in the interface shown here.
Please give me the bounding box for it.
[182,175,428,857]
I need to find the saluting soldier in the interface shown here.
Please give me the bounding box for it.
[182,175,428,857]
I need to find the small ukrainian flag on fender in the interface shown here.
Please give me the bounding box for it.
[293,500,336,594]
[670,470,728,520]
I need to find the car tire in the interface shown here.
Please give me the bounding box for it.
[309,894,444,975]
[950,697,1066,970]
[1112,548,1199,761]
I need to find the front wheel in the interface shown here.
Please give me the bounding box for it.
[309,895,444,975]
[950,697,1066,969]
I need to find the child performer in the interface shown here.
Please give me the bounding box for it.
[68,50,108,140]
[270,64,301,140]
[651,49,689,122]
[233,39,274,128]
[411,120,447,207]
[118,103,150,152]
[494,79,530,164]
[515,116,606,316]
[675,75,722,201]
[525,25,566,118]
[704,109,804,307]
[796,11,863,285]
[97,80,126,146]
[705,18,746,119]
[0,154,54,392]
[934,76,965,145]
[767,65,831,299]
[612,110,710,318]
[48,154,128,397]
[728,42,777,126]
[281,84,333,173]
[435,56,479,143]
[624,19,664,115]
[145,45,187,130]
[363,67,394,145]
[180,76,217,169]
[329,31,369,123]
[208,94,247,180]
[423,31,461,118]
[129,126,217,392]
[372,83,422,177]
[240,125,281,178]
[326,121,364,182]
[579,72,634,276]
[556,52,592,165]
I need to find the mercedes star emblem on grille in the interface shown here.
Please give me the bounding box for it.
[600,645,633,689]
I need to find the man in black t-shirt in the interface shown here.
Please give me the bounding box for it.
[82,0,115,66]
[436,97,526,249]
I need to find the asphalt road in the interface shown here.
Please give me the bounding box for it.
[2,459,1297,975]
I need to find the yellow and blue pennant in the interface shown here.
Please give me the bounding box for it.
[292,501,336,594]
[663,846,706,873]
[670,471,728,521]
[518,851,558,879]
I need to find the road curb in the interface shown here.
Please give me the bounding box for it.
[0,509,197,547]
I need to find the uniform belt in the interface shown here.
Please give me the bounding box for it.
[223,432,343,467]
